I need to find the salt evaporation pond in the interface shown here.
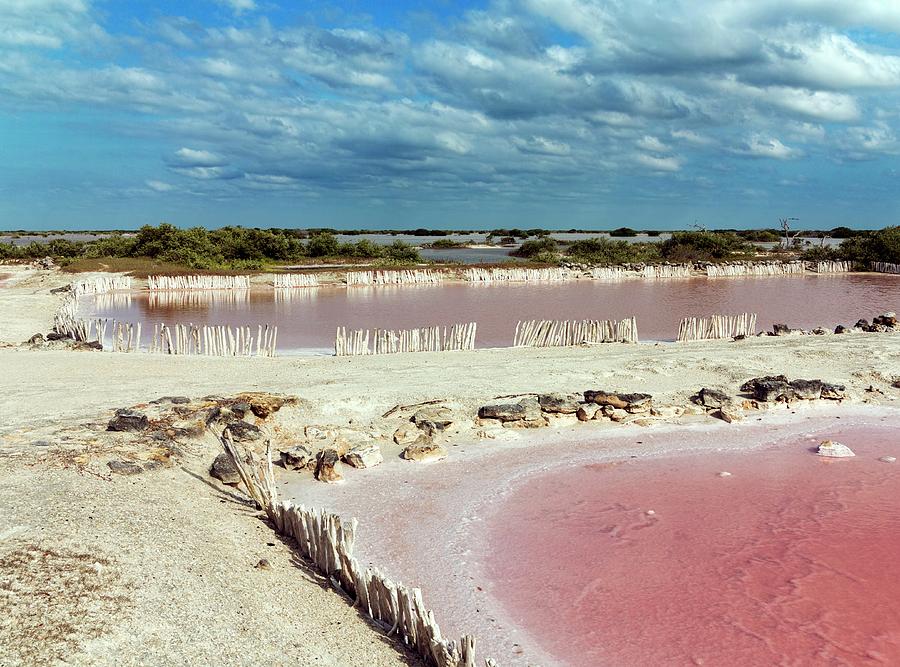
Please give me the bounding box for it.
[82,273,899,353]
[288,409,900,666]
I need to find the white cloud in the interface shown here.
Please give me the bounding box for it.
[736,135,801,160]
[145,180,174,192]
[635,153,682,171]
[216,0,256,15]
[636,135,669,153]
[168,148,227,168]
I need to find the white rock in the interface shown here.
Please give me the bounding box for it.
[343,443,383,469]
[817,440,855,458]
[879,456,896,463]
[717,471,732,477]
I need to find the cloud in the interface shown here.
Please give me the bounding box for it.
[636,135,669,153]
[635,153,682,171]
[736,135,801,160]
[513,136,571,156]
[215,0,256,15]
[167,147,227,168]
[145,180,174,192]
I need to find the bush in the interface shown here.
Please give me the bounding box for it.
[659,231,754,261]
[838,226,900,264]
[307,232,341,257]
[565,237,661,264]
[609,227,638,237]
[511,237,558,258]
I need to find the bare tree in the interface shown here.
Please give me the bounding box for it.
[779,217,801,249]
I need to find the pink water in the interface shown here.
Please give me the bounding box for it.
[487,425,900,666]
[82,273,899,351]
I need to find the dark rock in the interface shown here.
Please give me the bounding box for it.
[210,452,240,485]
[478,397,542,422]
[411,406,454,433]
[537,393,582,414]
[107,409,149,432]
[255,558,272,571]
[46,331,71,341]
[772,323,791,336]
[811,327,827,335]
[49,285,70,294]
[246,395,286,419]
[873,312,897,328]
[855,319,869,329]
[740,376,793,402]
[280,445,313,471]
[231,402,251,418]
[788,379,823,400]
[314,449,343,483]
[583,391,652,413]
[834,325,848,334]
[26,333,44,345]
[107,460,143,475]
[72,341,102,351]
[224,420,263,443]
[693,387,730,409]
[820,382,846,400]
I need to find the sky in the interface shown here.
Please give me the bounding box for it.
[2,1,900,231]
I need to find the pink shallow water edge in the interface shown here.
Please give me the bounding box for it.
[486,425,900,666]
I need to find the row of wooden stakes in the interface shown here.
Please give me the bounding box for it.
[220,433,495,667]
[513,318,639,347]
[335,323,478,356]
[148,323,278,357]
[676,312,758,341]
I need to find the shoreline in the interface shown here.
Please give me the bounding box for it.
[285,404,900,665]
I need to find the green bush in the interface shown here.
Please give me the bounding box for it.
[838,226,900,264]
[565,237,661,264]
[511,237,559,258]
[659,231,754,261]
[609,227,638,237]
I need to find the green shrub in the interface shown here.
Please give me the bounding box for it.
[511,237,559,258]
[659,231,753,261]
[565,237,661,264]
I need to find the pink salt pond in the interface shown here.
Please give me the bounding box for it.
[289,411,900,666]
[487,423,900,666]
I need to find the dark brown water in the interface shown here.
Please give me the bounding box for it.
[81,274,899,352]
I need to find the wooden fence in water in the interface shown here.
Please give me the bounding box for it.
[149,323,277,356]
[346,270,443,286]
[513,317,638,347]
[147,274,251,290]
[641,264,693,279]
[464,267,572,282]
[815,260,853,273]
[335,322,477,356]
[220,433,496,667]
[706,262,805,277]
[71,276,133,296]
[273,273,320,288]
[677,313,757,341]
[871,262,900,274]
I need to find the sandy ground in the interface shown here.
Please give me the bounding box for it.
[1,264,899,666]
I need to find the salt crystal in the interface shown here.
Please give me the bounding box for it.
[879,456,896,463]
[718,471,732,477]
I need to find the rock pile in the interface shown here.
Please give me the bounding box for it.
[478,390,660,427]
[740,376,846,403]
[769,312,897,336]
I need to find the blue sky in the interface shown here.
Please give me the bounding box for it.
[2,1,900,230]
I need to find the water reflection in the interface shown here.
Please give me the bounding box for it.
[148,289,250,310]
